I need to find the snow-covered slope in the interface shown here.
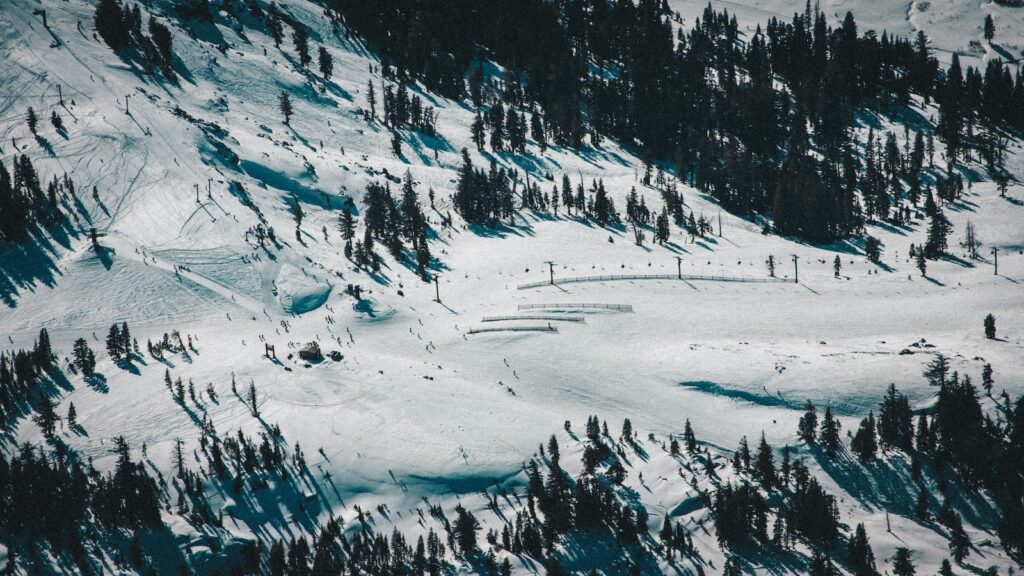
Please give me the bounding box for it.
[1,0,1023,573]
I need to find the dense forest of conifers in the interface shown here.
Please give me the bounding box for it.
[332,0,1021,242]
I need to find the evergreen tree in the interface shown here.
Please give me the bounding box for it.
[892,548,915,576]
[798,400,818,444]
[984,314,996,339]
[821,404,841,458]
[26,108,38,135]
[878,383,913,451]
[34,395,58,438]
[106,323,122,359]
[72,338,96,375]
[292,25,311,67]
[915,487,931,520]
[981,363,993,395]
[753,433,777,489]
[279,91,293,125]
[95,0,129,49]
[984,15,995,42]
[318,46,333,80]
[452,504,480,554]
[851,411,878,464]
[149,17,173,64]
[683,419,697,453]
[848,523,876,575]
[923,353,950,387]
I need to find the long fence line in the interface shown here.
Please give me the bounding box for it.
[468,325,558,335]
[517,303,634,312]
[517,273,794,290]
[481,315,586,323]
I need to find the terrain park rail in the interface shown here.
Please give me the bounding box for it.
[517,273,794,290]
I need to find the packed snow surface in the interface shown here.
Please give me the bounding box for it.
[1,0,1023,573]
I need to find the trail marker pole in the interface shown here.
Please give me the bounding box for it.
[57,85,63,106]
[207,178,212,199]
[544,261,555,285]
[125,95,129,114]
[434,275,441,303]
[676,256,682,280]
[718,210,722,237]
[195,184,200,203]
[792,255,799,283]
[992,247,998,275]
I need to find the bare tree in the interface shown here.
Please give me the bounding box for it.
[962,220,982,259]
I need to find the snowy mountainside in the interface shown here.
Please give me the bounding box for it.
[1,0,1024,574]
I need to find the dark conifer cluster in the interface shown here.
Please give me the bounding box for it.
[332,0,1022,242]
[0,155,74,245]
[354,172,432,278]
[0,329,54,428]
[94,0,176,76]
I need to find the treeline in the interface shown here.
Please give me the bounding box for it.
[332,0,1022,243]
[793,357,1024,560]
[347,171,433,278]
[0,155,75,245]
[0,329,54,427]
[95,0,176,76]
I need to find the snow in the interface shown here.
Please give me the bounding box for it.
[1,0,1023,573]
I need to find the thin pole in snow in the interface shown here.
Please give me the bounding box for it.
[57,84,63,106]
[433,275,441,303]
[992,247,998,275]
[792,255,799,284]
[195,184,200,203]
[207,178,212,199]
[125,95,129,114]
[544,261,555,285]
[676,256,682,280]
[718,210,722,237]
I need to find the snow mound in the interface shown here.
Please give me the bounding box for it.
[276,265,331,314]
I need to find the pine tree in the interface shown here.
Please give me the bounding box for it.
[892,548,915,576]
[95,0,129,49]
[279,92,293,125]
[35,395,58,438]
[923,354,949,387]
[753,433,777,489]
[72,338,97,375]
[292,25,310,67]
[67,401,77,428]
[847,523,876,576]
[50,111,63,132]
[106,323,122,359]
[851,411,878,464]
[878,383,913,451]
[915,487,931,520]
[27,108,38,135]
[683,419,697,453]
[247,381,259,417]
[365,80,376,120]
[947,513,970,562]
[981,363,993,395]
[798,400,818,444]
[821,404,841,457]
[984,313,996,339]
[149,17,173,64]
[984,14,995,42]
[452,504,480,554]
[471,113,486,151]
[318,46,333,80]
